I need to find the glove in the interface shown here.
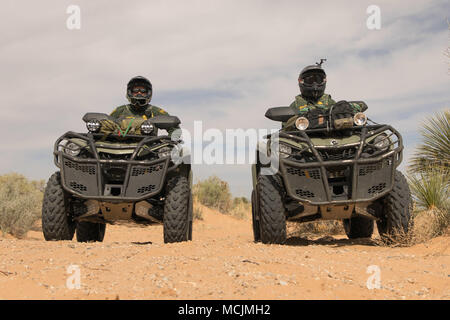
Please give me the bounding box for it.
[99,119,121,134]
[331,100,355,120]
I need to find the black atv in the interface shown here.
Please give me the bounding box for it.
[251,101,412,244]
[42,111,192,243]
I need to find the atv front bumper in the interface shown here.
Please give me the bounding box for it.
[277,125,403,205]
[54,131,179,201]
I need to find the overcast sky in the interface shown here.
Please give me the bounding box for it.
[0,0,448,197]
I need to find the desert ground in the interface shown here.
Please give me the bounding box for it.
[0,203,448,300]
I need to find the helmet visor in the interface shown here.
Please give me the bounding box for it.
[300,73,326,86]
[132,87,148,94]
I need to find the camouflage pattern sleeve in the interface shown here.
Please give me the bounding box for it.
[146,105,169,117]
[292,100,311,115]
[288,101,297,113]
[110,105,125,118]
[328,95,337,105]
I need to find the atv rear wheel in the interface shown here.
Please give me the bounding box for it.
[42,172,75,241]
[251,190,261,242]
[377,170,412,241]
[257,175,286,244]
[76,222,106,242]
[343,217,374,239]
[163,175,190,243]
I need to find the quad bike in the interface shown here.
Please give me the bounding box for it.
[251,101,412,244]
[42,111,192,243]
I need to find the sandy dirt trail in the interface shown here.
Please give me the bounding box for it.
[0,204,449,300]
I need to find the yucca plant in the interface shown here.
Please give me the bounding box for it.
[407,109,450,238]
[408,166,450,237]
[409,109,450,172]
[408,166,449,212]
[408,110,450,212]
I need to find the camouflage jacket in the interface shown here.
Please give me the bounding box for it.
[110,104,179,136]
[289,93,336,114]
[110,104,170,119]
[289,94,366,115]
[284,94,367,127]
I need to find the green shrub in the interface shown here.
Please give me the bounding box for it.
[193,176,233,213]
[193,176,251,219]
[229,199,251,220]
[193,205,204,220]
[0,173,44,238]
[233,197,249,205]
[293,220,344,236]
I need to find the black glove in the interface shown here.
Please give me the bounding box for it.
[331,100,354,120]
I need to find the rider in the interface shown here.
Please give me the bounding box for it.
[287,59,366,126]
[110,76,179,135]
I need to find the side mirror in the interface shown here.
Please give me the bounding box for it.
[265,107,296,122]
[147,115,181,130]
[82,112,116,123]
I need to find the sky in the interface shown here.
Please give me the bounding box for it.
[0,0,448,197]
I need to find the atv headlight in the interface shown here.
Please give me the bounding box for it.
[295,117,309,130]
[278,143,292,158]
[64,142,81,157]
[86,119,101,133]
[374,133,390,151]
[141,121,154,135]
[158,146,172,158]
[353,112,367,126]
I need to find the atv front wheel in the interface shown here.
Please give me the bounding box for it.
[343,217,374,239]
[76,222,106,242]
[257,175,286,244]
[377,170,412,241]
[163,175,190,243]
[42,172,75,241]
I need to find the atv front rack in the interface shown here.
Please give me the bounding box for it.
[53,132,180,201]
[267,124,404,205]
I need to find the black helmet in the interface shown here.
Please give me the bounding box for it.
[298,59,327,100]
[126,76,153,109]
